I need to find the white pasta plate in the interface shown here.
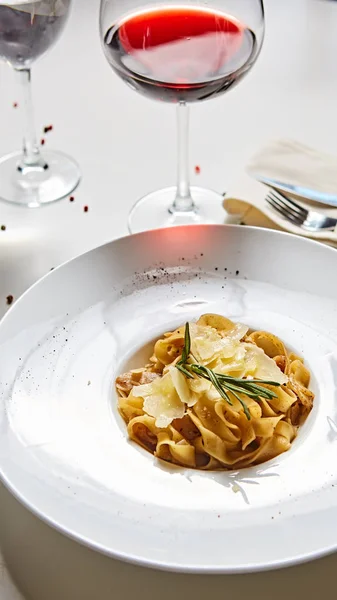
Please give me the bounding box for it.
[0,225,337,573]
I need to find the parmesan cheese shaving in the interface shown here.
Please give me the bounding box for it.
[133,372,185,427]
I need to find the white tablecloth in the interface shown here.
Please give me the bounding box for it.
[1,0,337,597]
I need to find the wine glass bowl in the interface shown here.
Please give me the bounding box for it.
[102,3,262,104]
[0,0,80,207]
[0,1,70,68]
[100,0,264,232]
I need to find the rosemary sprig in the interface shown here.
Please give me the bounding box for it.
[176,362,194,379]
[181,322,191,363]
[176,322,281,420]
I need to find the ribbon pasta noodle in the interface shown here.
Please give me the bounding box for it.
[116,314,314,470]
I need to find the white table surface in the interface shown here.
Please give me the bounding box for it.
[1,0,337,597]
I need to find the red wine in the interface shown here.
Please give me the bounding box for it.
[104,6,257,103]
[0,1,70,68]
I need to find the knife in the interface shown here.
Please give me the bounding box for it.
[253,174,337,208]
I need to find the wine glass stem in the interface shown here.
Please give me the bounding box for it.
[16,68,44,168]
[172,102,195,213]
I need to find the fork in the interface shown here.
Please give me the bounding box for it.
[266,189,337,232]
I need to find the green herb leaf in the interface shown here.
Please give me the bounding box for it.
[181,322,191,364]
[228,389,251,421]
[176,362,194,379]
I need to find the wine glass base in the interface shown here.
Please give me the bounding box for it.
[128,186,225,233]
[0,150,81,208]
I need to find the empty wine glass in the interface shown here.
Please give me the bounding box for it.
[100,0,264,233]
[0,0,80,207]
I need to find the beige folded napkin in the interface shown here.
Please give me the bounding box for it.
[224,139,337,247]
[248,138,337,197]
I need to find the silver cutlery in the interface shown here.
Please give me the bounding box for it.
[266,189,337,232]
[255,175,337,207]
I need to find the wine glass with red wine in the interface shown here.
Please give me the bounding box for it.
[100,0,264,232]
[0,1,80,207]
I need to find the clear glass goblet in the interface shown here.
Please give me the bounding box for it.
[100,0,265,232]
[0,0,80,208]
